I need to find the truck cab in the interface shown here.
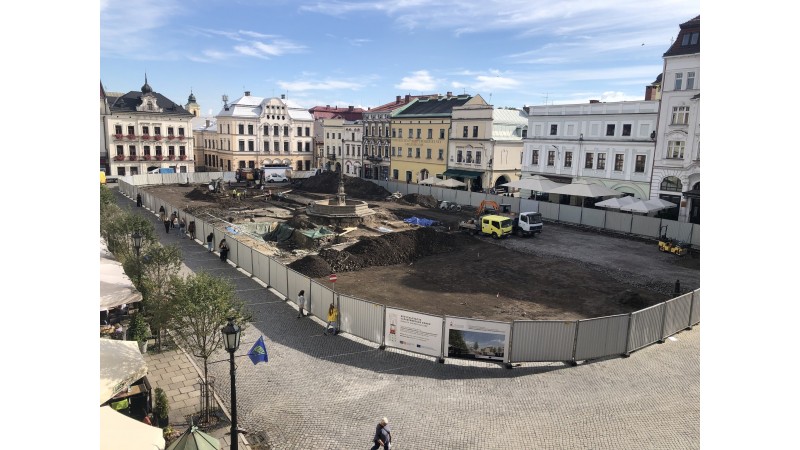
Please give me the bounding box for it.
[480,215,513,239]
[513,212,543,237]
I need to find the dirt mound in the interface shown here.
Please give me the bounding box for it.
[615,290,653,309]
[185,187,216,201]
[401,193,438,208]
[285,214,317,230]
[288,227,462,276]
[294,172,391,200]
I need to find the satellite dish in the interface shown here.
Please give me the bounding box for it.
[208,184,215,191]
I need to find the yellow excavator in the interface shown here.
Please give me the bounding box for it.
[475,200,501,217]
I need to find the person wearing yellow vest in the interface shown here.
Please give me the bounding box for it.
[324,303,339,335]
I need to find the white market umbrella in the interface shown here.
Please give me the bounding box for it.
[100,339,148,404]
[439,178,466,188]
[643,198,677,211]
[501,175,566,193]
[595,196,638,209]
[620,199,667,214]
[547,179,623,197]
[100,237,142,311]
[418,176,443,186]
[100,406,165,450]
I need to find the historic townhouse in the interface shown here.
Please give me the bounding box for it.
[390,93,471,183]
[207,92,314,172]
[362,95,424,180]
[650,16,700,223]
[308,105,365,171]
[101,77,195,176]
[448,95,528,192]
[342,120,364,177]
[522,100,659,203]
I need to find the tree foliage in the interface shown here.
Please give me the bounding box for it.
[136,244,183,351]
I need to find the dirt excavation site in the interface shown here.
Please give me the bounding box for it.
[141,172,700,322]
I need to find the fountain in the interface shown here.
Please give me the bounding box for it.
[305,169,375,227]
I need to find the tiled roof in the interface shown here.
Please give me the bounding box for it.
[308,105,365,121]
[367,95,432,112]
[664,15,700,57]
[395,95,472,117]
[108,91,192,116]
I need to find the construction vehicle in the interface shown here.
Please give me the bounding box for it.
[511,212,543,237]
[439,200,462,212]
[458,214,513,239]
[658,226,688,256]
[475,200,500,216]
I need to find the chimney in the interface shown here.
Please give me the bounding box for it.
[644,86,654,101]
[281,94,286,100]
[405,94,410,102]
[446,91,452,98]
[348,105,353,111]
[245,91,251,96]
[205,119,210,127]
[589,99,599,103]
[523,106,530,114]
[396,95,401,103]
[326,105,330,108]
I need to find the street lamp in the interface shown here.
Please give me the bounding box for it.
[131,231,143,288]
[222,317,242,450]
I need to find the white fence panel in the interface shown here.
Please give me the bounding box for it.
[440,188,457,203]
[338,295,385,344]
[225,234,240,266]
[581,208,605,228]
[605,211,633,233]
[662,293,693,338]
[236,242,254,274]
[287,269,313,315]
[660,219,682,240]
[269,258,288,298]
[558,204,582,224]
[310,281,335,319]
[252,249,270,286]
[455,190,471,206]
[690,289,700,325]
[690,224,700,248]
[509,321,577,362]
[538,202,560,221]
[574,314,630,361]
[519,199,541,213]
[631,215,662,238]
[628,303,666,353]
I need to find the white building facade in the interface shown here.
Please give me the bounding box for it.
[522,100,659,203]
[650,16,700,224]
[101,77,196,176]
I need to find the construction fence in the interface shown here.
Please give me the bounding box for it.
[117,174,699,367]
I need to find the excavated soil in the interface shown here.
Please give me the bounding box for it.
[141,172,698,322]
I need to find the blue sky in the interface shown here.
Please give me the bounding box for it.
[100,0,698,116]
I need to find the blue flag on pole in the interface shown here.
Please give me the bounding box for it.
[248,335,268,365]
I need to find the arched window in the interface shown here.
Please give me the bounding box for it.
[660,176,683,192]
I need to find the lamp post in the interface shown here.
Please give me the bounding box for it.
[131,231,143,288]
[222,317,241,450]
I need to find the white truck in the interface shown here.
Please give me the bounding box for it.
[511,212,543,237]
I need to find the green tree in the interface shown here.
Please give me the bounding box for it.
[169,272,250,423]
[138,244,182,352]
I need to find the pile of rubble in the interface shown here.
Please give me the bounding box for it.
[294,172,390,200]
[288,227,462,277]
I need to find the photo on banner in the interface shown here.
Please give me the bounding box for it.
[445,317,511,363]
[384,307,443,358]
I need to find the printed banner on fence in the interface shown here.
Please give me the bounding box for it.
[445,317,511,363]
[384,308,443,358]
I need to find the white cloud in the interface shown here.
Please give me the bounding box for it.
[395,70,438,91]
[100,0,183,57]
[278,79,363,91]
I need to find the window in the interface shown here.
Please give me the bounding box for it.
[457,150,463,163]
[550,124,558,136]
[622,124,632,136]
[284,142,289,152]
[299,142,304,152]
[238,141,245,152]
[439,129,445,139]
[305,142,310,152]
[117,167,126,176]
[476,151,481,164]
[635,155,646,172]
[142,126,149,135]
[168,146,175,156]
[155,146,162,156]
[415,148,420,158]
[247,125,253,135]
[547,151,555,166]
[264,141,269,152]
[264,126,269,136]
[463,126,468,138]
[398,129,403,138]
[532,150,539,165]
[305,127,310,136]
[407,148,412,157]
[585,153,594,169]
[427,129,433,139]
[674,73,683,90]
[472,126,478,138]
[115,125,123,135]
[466,151,473,163]
[671,106,690,125]
[248,141,254,151]
[416,129,421,139]
[661,176,683,192]
[408,128,413,138]
[143,145,151,156]
[438,149,443,160]
[392,128,396,138]
[393,169,399,179]
[667,141,686,159]
[426,148,432,159]
[687,71,695,90]
[274,141,279,152]
[127,125,135,135]
[597,153,606,170]
[614,154,624,171]
[606,124,615,136]
[391,147,396,156]
[115,145,123,156]
[129,145,136,156]
[297,127,302,136]
[284,126,289,136]
[564,152,572,168]
[681,32,699,46]
[273,125,279,135]
[238,124,244,135]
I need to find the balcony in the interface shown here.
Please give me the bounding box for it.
[155,155,164,161]
[128,155,138,161]
[154,135,163,141]
[168,155,176,161]
[114,155,125,161]
[366,155,383,162]
[179,155,187,161]
[178,135,186,141]
[126,134,136,140]
[113,133,123,140]
[167,135,176,141]
[144,155,152,161]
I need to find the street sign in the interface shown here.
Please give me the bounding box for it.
[329,274,337,283]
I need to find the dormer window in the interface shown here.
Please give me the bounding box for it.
[681,32,699,46]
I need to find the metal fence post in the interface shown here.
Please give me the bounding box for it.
[658,301,668,343]
[569,320,581,366]
[622,313,634,357]
[505,322,515,369]
[438,318,446,364]
[686,291,696,330]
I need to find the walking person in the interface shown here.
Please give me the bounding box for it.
[324,303,339,335]
[206,232,214,252]
[179,218,186,238]
[161,211,170,233]
[188,221,196,241]
[370,417,391,450]
[170,211,178,228]
[219,238,229,262]
[296,290,307,318]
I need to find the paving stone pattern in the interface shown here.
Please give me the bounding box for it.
[120,189,700,450]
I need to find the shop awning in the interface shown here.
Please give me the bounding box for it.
[442,169,482,179]
[100,339,148,404]
[100,237,142,311]
[100,406,165,450]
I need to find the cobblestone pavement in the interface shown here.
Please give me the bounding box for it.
[119,189,699,450]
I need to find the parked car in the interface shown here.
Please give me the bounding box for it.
[265,173,288,183]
